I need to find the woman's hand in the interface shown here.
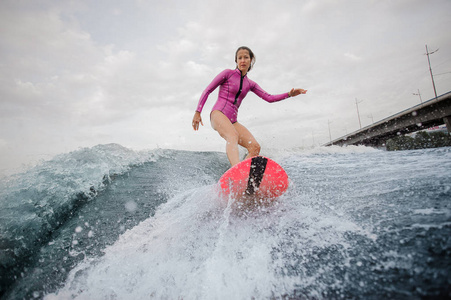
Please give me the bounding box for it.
[288,88,308,97]
[192,111,203,131]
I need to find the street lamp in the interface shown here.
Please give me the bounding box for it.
[328,120,333,142]
[413,89,423,104]
[355,98,363,129]
[425,44,439,100]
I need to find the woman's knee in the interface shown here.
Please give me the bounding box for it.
[226,132,239,144]
[246,140,261,155]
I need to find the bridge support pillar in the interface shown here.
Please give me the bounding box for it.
[444,116,451,134]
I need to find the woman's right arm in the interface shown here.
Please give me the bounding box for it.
[192,111,203,131]
[192,69,230,130]
[195,69,230,113]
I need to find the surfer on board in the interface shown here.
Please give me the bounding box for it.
[192,46,307,166]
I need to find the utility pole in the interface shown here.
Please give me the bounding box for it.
[311,131,315,147]
[367,114,374,124]
[425,44,439,100]
[355,98,363,129]
[328,120,332,142]
[413,89,423,104]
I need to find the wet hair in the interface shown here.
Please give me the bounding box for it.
[235,46,256,72]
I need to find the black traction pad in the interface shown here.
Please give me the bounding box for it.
[245,156,268,195]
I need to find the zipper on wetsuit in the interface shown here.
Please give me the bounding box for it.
[233,74,244,105]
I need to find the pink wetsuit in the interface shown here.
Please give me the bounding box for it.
[196,69,290,123]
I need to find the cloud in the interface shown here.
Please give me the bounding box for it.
[0,0,450,173]
[344,53,362,61]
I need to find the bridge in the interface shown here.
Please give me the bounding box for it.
[324,91,451,147]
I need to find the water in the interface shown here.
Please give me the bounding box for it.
[1,144,450,299]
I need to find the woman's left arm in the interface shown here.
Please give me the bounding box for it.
[288,88,308,97]
[251,81,307,103]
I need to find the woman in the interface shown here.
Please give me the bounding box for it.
[192,46,307,166]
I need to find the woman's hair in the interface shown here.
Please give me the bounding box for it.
[235,46,256,72]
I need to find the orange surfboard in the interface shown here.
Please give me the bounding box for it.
[218,156,289,201]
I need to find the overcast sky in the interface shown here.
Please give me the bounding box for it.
[1,0,450,173]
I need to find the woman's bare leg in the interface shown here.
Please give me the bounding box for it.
[210,110,240,166]
[233,122,261,159]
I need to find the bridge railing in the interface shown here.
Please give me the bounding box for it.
[324,91,451,147]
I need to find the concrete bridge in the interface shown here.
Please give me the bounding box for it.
[324,91,451,147]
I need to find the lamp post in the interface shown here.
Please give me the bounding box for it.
[425,44,438,100]
[355,98,363,129]
[328,120,333,142]
[413,89,423,104]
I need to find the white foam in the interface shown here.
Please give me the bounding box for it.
[46,180,368,299]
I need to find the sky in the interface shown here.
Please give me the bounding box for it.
[1,0,451,173]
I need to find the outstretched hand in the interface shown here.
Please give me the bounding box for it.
[192,111,203,131]
[289,88,307,97]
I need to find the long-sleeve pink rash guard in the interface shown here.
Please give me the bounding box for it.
[196,68,290,124]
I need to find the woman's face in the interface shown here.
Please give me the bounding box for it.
[236,49,251,74]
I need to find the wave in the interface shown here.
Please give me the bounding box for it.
[0,144,169,297]
[45,178,371,300]
[2,144,450,299]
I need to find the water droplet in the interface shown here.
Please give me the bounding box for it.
[125,201,138,212]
